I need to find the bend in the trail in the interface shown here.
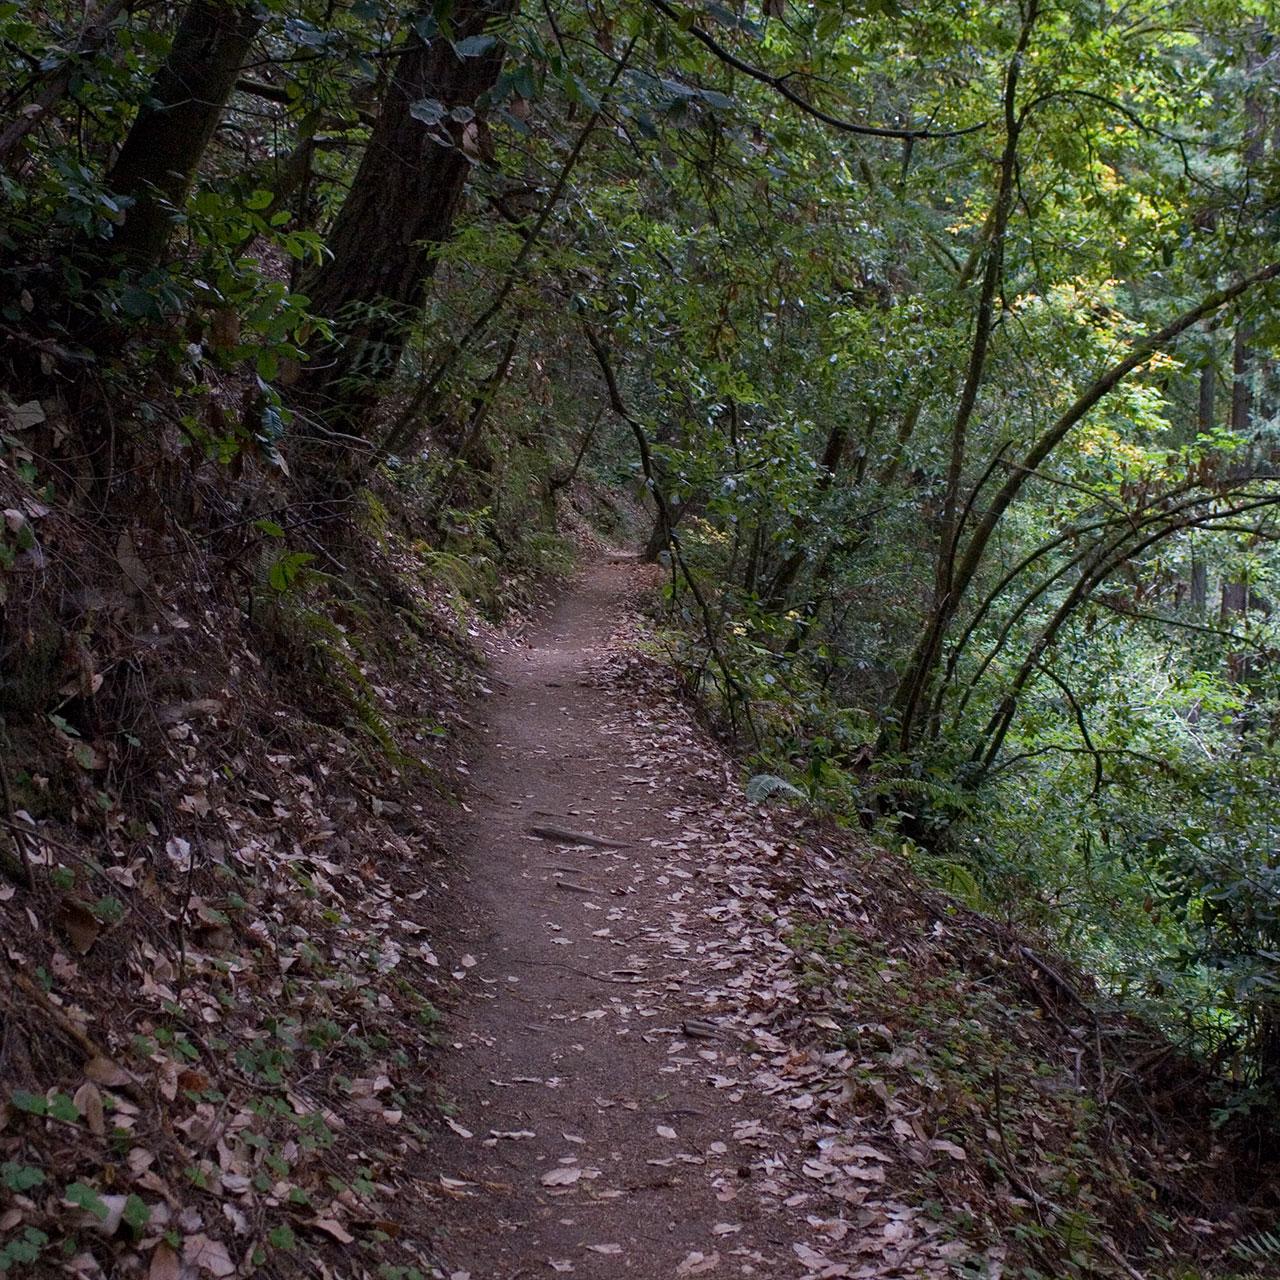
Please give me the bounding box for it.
[424,556,968,1280]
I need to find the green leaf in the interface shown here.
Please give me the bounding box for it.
[48,1093,81,1124]
[268,1224,297,1251]
[0,1227,48,1269]
[48,713,79,738]
[10,1090,47,1116]
[64,1182,110,1222]
[452,34,496,58]
[1,1162,45,1192]
[267,551,316,593]
[122,1194,150,1233]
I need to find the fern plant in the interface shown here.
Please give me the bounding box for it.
[1232,1226,1280,1269]
[745,773,808,805]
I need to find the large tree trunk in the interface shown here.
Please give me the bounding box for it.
[299,1,515,443]
[104,0,265,270]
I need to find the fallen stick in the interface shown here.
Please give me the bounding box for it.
[528,824,628,849]
[554,880,597,895]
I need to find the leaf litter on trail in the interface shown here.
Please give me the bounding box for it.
[521,604,1238,1279]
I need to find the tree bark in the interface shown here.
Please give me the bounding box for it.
[104,0,265,270]
[299,1,515,439]
[1189,364,1215,615]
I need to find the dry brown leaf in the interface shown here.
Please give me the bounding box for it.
[57,901,101,954]
[183,1233,234,1277]
[86,1056,132,1088]
[73,1082,105,1136]
[676,1251,719,1275]
[311,1217,354,1244]
[148,1244,182,1280]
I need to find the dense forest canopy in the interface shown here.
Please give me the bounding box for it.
[3,0,1280,1184]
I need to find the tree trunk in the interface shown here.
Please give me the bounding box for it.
[104,0,265,270]
[299,1,515,440]
[1189,364,1214,615]
[644,497,687,562]
[887,0,1038,753]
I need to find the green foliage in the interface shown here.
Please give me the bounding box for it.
[0,1162,45,1192]
[1233,1228,1280,1266]
[744,773,807,805]
[63,1181,110,1221]
[0,1226,49,1271]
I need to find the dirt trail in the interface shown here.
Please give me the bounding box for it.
[425,556,958,1280]
[427,555,807,1277]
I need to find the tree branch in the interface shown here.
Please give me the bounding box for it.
[644,0,986,141]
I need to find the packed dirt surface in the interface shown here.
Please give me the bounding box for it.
[425,556,971,1279]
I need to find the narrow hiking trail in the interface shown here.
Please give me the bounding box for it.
[424,556,973,1280]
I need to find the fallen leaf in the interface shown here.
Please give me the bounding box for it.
[183,1234,235,1277]
[148,1244,181,1280]
[73,1082,105,1136]
[311,1217,354,1244]
[86,1056,132,1088]
[676,1251,719,1275]
[57,901,100,954]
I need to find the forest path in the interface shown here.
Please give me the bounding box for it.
[424,556,952,1280]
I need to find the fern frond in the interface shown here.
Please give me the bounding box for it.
[745,773,807,805]
[1233,1227,1280,1265]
